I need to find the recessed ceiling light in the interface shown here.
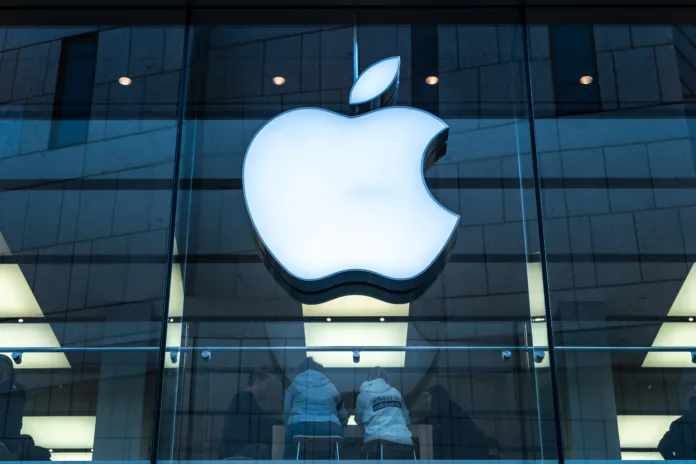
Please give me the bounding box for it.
[168,318,174,323]
[579,75,594,85]
[379,317,385,322]
[272,76,286,86]
[326,317,331,322]
[118,77,132,86]
[425,76,439,85]
[690,317,694,322]
[18,318,23,323]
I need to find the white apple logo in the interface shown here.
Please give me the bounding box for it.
[243,56,459,302]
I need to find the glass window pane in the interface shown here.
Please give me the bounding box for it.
[0,25,185,461]
[160,19,556,462]
[533,20,696,460]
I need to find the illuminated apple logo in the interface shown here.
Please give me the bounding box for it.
[243,56,459,303]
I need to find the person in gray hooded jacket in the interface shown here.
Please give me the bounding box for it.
[355,366,413,457]
[283,357,348,459]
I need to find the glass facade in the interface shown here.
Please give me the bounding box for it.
[0,10,695,464]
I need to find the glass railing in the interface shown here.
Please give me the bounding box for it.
[1,342,693,463]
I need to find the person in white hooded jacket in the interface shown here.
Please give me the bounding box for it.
[355,367,414,457]
[283,357,348,459]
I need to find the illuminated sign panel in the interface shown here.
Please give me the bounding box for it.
[243,57,459,302]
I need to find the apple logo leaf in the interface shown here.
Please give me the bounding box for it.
[349,56,400,108]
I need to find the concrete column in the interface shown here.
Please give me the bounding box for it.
[92,349,150,460]
[557,303,621,460]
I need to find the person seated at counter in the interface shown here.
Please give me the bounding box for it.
[355,367,415,459]
[0,355,50,461]
[658,392,696,460]
[219,369,282,459]
[283,357,348,459]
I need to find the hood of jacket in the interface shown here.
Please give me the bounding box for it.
[356,378,412,445]
[284,370,346,427]
[294,369,331,388]
[360,378,392,395]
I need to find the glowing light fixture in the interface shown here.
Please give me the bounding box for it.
[22,416,96,450]
[272,76,286,86]
[579,75,593,85]
[168,241,184,319]
[165,240,184,368]
[303,296,409,368]
[0,235,46,320]
[118,77,132,86]
[527,261,545,319]
[165,322,182,368]
[425,76,439,85]
[50,452,93,461]
[303,296,407,317]
[0,233,69,369]
[643,264,696,368]
[617,415,678,449]
[663,264,696,316]
[530,321,550,368]
[642,323,696,367]
[526,260,549,368]
[0,324,70,369]
[621,452,664,460]
[304,321,407,368]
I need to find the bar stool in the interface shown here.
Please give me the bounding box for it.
[292,435,343,460]
[364,440,418,460]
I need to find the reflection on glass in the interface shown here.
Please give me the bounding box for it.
[0,24,183,462]
[1,18,696,464]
